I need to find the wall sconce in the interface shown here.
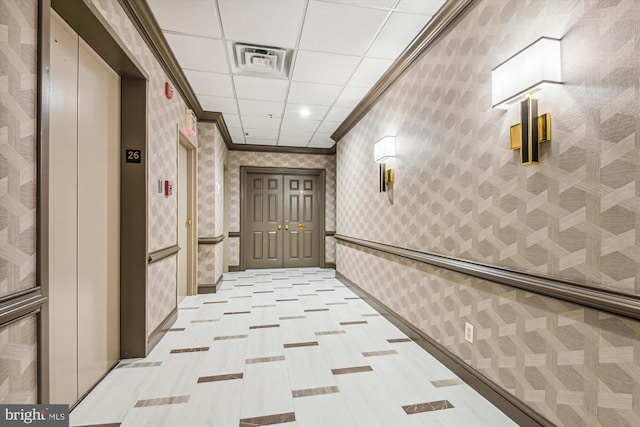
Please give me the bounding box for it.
[374,136,395,192]
[492,37,562,165]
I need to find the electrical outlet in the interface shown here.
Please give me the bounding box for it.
[464,322,474,344]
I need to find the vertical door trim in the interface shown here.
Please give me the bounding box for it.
[177,130,197,296]
[240,167,325,271]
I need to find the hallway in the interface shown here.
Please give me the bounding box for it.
[70,268,515,427]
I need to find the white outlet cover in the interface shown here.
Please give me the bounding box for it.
[464,322,474,344]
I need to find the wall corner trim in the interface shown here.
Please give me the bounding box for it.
[331,0,477,142]
[335,235,640,322]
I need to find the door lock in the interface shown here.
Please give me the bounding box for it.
[298,223,305,230]
[285,220,289,230]
[278,224,282,230]
[185,219,192,225]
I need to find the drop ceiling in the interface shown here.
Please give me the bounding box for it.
[146,0,446,149]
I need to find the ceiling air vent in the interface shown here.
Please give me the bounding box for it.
[233,43,292,79]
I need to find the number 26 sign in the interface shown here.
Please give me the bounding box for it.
[125,149,142,163]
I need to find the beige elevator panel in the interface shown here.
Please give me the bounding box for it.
[49,12,121,405]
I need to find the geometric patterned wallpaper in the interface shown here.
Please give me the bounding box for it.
[226,151,336,267]
[0,315,38,404]
[337,242,640,427]
[336,0,640,425]
[337,0,640,296]
[0,0,38,299]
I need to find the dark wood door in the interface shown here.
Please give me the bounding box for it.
[244,172,321,269]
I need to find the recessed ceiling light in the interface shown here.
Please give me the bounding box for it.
[300,108,311,117]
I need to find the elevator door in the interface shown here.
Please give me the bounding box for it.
[244,173,321,269]
[49,12,120,405]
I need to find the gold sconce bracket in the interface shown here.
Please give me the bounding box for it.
[509,97,551,165]
[510,113,551,149]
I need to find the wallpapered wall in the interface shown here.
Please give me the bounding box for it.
[0,0,38,404]
[197,122,227,286]
[336,0,640,425]
[90,0,197,335]
[226,151,336,267]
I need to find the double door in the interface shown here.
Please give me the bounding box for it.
[244,172,322,269]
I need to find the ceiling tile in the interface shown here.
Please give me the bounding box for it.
[164,33,228,73]
[334,86,369,107]
[147,0,221,38]
[223,114,242,128]
[316,120,342,133]
[228,127,246,143]
[394,0,444,15]
[244,128,279,140]
[348,57,393,87]
[308,132,336,148]
[198,95,238,114]
[234,75,289,102]
[242,115,281,129]
[277,138,311,147]
[218,0,306,48]
[299,1,389,56]
[319,0,397,7]
[246,138,278,146]
[284,104,329,121]
[184,70,234,97]
[324,106,353,122]
[288,82,343,106]
[279,129,316,142]
[367,12,429,59]
[280,116,321,132]
[238,99,284,117]
[292,51,360,85]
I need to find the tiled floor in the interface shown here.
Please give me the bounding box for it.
[70,268,517,427]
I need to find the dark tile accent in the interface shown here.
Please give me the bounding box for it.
[190,319,219,323]
[134,395,190,407]
[279,315,306,320]
[298,293,318,297]
[197,373,243,383]
[273,278,289,280]
[255,281,272,284]
[239,412,296,426]
[235,284,254,287]
[315,289,335,292]
[315,330,346,335]
[203,301,228,304]
[178,307,199,310]
[340,320,368,325]
[117,361,162,369]
[223,311,251,315]
[344,297,360,300]
[249,324,280,330]
[253,290,275,294]
[246,355,285,364]
[231,295,252,299]
[331,365,373,375]
[252,304,277,308]
[274,286,294,289]
[304,308,329,312]
[170,347,209,354]
[362,313,380,317]
[363,349,398,357]
[165,328,185,332]
[276,298,299,302]
[214,334,248,341]
[387,338,412,343]
[431,378,465,388]
[292,385,339,398]
[292,282,310,286]
[284,341,318,348]
[326,302,348,305]
[402,400,454,415]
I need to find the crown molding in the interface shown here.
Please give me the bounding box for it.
[117,0,336,156]
[331,0,477,142]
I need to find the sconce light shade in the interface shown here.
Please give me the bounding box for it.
[374,136,396,163]
[491,37,562,109]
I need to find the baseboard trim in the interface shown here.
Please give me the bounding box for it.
[335,271,552,427]
[228,265,241,272]
[198,275,223,294]
[324,262,336,269]
[147,307,178,353]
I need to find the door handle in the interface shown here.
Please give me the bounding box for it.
[285,220,289,230]
[298,224,305,230]
[185,219,192,225]
[278,224,282,230]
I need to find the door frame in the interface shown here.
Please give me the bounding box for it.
[240,167,326,271]
[177,130,197,296]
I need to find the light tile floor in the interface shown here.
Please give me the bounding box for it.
[70,268,517,427]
